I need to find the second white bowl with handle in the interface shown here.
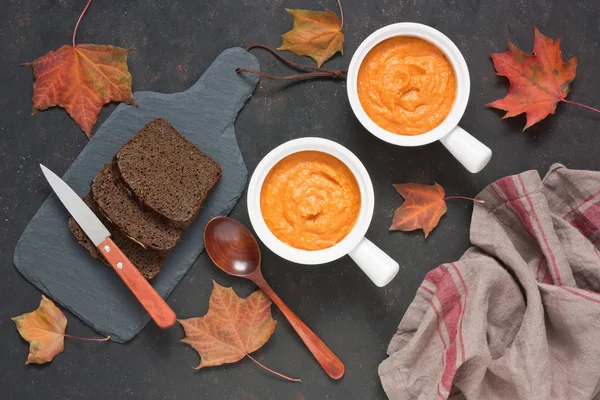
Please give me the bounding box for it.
[247,137,399,287]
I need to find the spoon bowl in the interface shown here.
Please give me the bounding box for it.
[203,216,345,379]
[204,217,261,277]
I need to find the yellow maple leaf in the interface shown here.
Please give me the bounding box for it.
[12,296,67,364]
[278,9,344,68]
[12,296,109,364]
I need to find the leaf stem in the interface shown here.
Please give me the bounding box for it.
[247,44,322,72]
[63,333,111,342]
[444,196,485,204]
[336,0,344,29]
[562,99,600,114]
[246,354,301,383]
[236,68,345,80]
[72,0,93,47]
[240,44,347,81]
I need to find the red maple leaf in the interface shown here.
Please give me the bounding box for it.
[487,27,599,130]
[24,0,135,137]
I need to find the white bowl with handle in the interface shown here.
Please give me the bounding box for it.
[347,22,492,173]
[247,137,399,287]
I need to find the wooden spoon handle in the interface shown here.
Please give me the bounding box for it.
[252,276,345,379]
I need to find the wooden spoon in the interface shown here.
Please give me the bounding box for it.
[204,216,345,379]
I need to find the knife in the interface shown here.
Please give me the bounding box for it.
[40,164,176,329]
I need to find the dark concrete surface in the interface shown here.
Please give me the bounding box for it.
[1,1,599,399]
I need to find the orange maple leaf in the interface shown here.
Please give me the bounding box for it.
[24,0,134,138]
[12,295,109,365]
[179,281,300,381]
[486,27,577,130]
[12,296,67,365]
[390,183,447,238]
[277,9,344,68]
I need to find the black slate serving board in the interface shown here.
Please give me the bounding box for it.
[13,48,259,343]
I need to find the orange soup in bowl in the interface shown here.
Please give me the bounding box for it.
[357,36,457,136]
[260,151,361,251]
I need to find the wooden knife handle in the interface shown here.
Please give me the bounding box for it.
[97,237,176,329]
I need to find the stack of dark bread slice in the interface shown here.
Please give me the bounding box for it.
[68,118,222,280]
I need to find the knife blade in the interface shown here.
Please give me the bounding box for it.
[40,165,110,246]
[40,164,176,329]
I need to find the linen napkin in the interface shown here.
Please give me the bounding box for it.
[379,164,600,400]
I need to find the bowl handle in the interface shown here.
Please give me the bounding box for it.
[440,126,492,173]
[348,237,399,287]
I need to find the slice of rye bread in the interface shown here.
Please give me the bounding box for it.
[116,118,222,228]
[91,161,182,253]
[68,195,164,280]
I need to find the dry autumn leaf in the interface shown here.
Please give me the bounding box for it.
[24,0,135,138]
[179,281,300,382]
[12,296,66,364]
[12,295,109,365]
[390,183,448,238]
[487,27,599,130]
[278,6,344,68]
[390,184,484,238]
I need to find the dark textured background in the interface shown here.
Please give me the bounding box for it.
[1,1,599,399]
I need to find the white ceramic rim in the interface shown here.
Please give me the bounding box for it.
[247,138,374,265]
[346,22,470,147]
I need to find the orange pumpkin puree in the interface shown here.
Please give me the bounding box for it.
[260,151,361,251]
[357,36,457,136]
